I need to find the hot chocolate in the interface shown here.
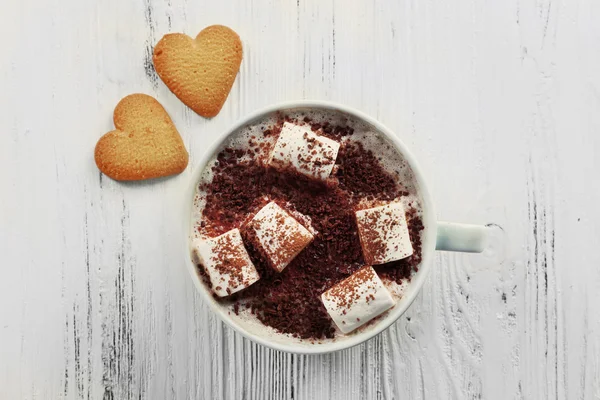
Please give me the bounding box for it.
[191,109,424,341]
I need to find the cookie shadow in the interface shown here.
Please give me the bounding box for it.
[99,171,182,188]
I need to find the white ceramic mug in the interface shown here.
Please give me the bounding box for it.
[184,101,487,354]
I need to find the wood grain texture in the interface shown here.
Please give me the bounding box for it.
[1,0,599,399]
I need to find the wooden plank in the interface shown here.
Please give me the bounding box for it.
[0,0,599,399]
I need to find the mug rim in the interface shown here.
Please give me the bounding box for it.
[183,100,437,354]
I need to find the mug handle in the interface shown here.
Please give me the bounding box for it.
[435,221,488,253]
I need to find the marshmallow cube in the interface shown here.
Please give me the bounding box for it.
[321,266,395,334]
[355,202,413,265]
[193,229,260,297]
[269,122,341,180]
[245,201,314,272]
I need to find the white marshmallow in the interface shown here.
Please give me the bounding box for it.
[193,229,260,297]
[245,201,314,272]
[321,266,395,334]
[355,202,413,265]
[269,122,340,180]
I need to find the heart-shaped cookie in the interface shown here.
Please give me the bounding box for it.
[153,25,243,118]
[94,94,189,181]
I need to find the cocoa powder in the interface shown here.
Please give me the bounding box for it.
[198,117,424,340]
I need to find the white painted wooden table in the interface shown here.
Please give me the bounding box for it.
[2,0,599,398]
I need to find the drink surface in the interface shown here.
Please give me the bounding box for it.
[190,108,425,344]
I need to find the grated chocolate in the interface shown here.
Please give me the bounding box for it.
[197,117,424,339]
